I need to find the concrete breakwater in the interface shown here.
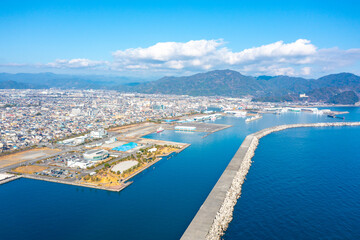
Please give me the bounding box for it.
[21,174,133,192]
[181,122,360,240]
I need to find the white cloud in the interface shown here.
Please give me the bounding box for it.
[301,67,312,75]
[223,39,317,64]
[113,39,223,61]
[110,39,319,73]
[3,39,360,77]
[46,58,107,68]
[241,64,296,76]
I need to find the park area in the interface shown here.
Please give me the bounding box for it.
[81,144,183,188]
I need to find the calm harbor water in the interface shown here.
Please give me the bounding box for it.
[0,107,359,240]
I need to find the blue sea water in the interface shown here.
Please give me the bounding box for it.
[224,125,360,240]
[0,107,359,240]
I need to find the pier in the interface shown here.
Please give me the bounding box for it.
[181,121,360,240]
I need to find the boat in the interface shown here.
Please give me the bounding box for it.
[156,127,164,133]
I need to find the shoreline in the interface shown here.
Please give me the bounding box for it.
[181,121,360,240]
[22,174,133,192]
[2,143,191,192]
[120,143,190,184]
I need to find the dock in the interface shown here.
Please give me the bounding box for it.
[171,122,232,138]
[327,114,345,120]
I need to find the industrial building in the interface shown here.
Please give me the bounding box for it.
[83,149,109,161]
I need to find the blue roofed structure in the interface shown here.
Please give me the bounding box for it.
[112,142,138,152]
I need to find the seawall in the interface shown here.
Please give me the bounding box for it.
[21,174,133,192]
[181,122,360,240]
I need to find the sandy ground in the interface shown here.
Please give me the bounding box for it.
[13,165,48,174]
[0,148,61,168]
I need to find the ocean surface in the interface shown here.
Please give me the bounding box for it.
[0,107,359,240]
[224,125,360,240]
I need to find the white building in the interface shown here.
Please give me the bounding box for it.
[105,137,117,144]
[60,136,87,146]
[83,149,109,161]
[148,147,157,153]
[67,159,94,169]
[71,108,82,116]
[90,128,107,138]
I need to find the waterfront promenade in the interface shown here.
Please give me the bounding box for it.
[181,122,360,240]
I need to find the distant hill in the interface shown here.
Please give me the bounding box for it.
[327,91,359,105]
[316,73,360,90]
[119,70,263,96]
[117,70,360,104]
[1,70,359,104]
[118,69,316,97]
[0,80,44,89]
[0,72,149,89]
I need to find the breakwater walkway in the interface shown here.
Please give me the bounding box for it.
[181,122,360,240]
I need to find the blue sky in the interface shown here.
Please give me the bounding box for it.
[0,0,360,77]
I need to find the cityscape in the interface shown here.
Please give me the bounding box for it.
[0,88,339,154]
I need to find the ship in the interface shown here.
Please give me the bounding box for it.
[156,127,164,133]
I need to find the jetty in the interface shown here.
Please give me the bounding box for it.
[181,122,360,240]
[245,114,262,123]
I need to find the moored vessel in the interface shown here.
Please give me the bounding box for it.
[156,127,164,133]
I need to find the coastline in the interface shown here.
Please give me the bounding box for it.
[3,143,191,192]
[181,121,360,240]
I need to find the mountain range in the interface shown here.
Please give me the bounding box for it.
[0,72,148,89]
[118,70,360,104]
[1,70,359,104]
